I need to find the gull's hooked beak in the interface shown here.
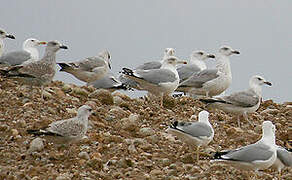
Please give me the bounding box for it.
[38,41,47,45]
[232,50,240,54]
[6,34,15,39]
[60,45,68,49]
[264,81,272,86]
[207,54,215,58]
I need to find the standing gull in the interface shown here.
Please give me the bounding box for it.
[27,105,93,144]
[200,75,272,127]
[177,46,239,97]
[88,72,130,92]
[211,121,277,177]
[57,50,111,84]
[0,28,15,57]
[0,38,46,66]
[177,50,215,83]
[0,40,68,99]
[166,110,214,161]
[271,146,292,178]
[121,56,186,106]
[119,48,175,90]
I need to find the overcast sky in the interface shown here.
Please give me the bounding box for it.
[1,0,291,102]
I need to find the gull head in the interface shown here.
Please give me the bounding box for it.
[219,46,240,56]
[46,40,68,52]
[98,50,111,69]
[77,105,93,118]
[198,110,210,123]
[164,48,175,57]
[0,29,15,40]
[163,56,187,66]
[191,50,215,60]
[249,75,272,87]
[23,38,46,49]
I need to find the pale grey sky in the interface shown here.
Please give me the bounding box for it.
[1,0,291,102]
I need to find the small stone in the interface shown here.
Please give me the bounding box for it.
[56,173,71,180]
[78,151,90,160]
[43,90,53,99]
[89,89,113,105]
[0,124,10,131]
[61,84,73,93]
[260,108,279,115]
[150,169,163,176]
[28,138,44,153]
[128,144,137,154]
[11,129,19,136]
[113,96,124,105]
[139,127,155,137]
[73,87,89,96]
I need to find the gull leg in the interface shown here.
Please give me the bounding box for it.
[160,96,163,107]
[278,170,281,180]
[40,85,44,100]
[237,115,241,128]
[243,112,254,127]
[205,91,209,98]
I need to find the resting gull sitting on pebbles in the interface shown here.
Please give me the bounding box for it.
[200,75,272,127]
[177,46,239,97]
[270,146,292,178]
[27,105,93,144]
[121,56,186,106]
[0,38,46,66]
[57,50,111,84]
[211,121,277,178]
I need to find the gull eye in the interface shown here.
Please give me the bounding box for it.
[222,47,229,51]
[108,54,111,59]
[52,42,58,46]
[0,31,4,34]
[257,77,262,81]
[197,52,203,55]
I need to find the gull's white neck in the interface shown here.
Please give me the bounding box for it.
[0,38,4,57]
[190,57,207,70]
[259,128,275,147]
[161,62,179,77]
[215,54,231,75]
[250,82,262,97]
[23,45,39,60]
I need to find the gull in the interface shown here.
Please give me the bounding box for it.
[211,121,277,178]
[166,110,214,161]
[121,56,186,106]
[271,146,292,178]
[0,40,68,99]
[119,48,175,90]
[27,105,93,144]
[0,38,47,66]
[177,46,239,97]
[57,50,111,84]
[88,72,130,92]
[0,28,15,57]
[177,50,215,83]
[200,75,272,127]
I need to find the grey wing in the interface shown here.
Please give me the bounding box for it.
[73,57,106,71]
[135,69,177,85]
[222,89,259,107]
[277,147,292,166]
[177,64,201,82]
[223,143,274,162]
[178,122,213,138]
[89,73,121,89]
[136,61,162,70]
[0,51,31,65]
[47,118,84,137]
[179,69,219,88]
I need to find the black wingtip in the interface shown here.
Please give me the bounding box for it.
[57,63,71,71]
[199,98,228,104]
[213,151,228,159]
[170,121,179,129]
[27,129,62,137]
[121,68,134,76]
